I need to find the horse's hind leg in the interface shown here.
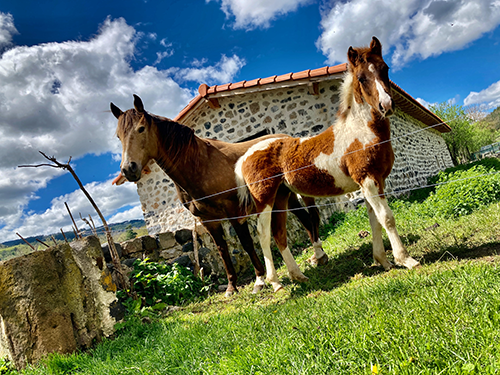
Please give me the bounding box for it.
[273,190,309,283]
[366,201,393,270]
[291,195,329,266]
[230,220,266,293]
[203,221,239,296]
[361,178,420,269]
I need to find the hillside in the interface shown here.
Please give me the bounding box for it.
[0,219,146,261]
[482,105,500,130]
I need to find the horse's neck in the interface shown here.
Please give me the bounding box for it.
[155,132,205,187]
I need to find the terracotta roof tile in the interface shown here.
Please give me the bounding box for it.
[328,63,347,74]
[292,69,311,80]
[259,75,277,85]
[198,83,209,97]
[230,80,246,90]
[276,72,293,83]
[217,83,232,92]
[207,85,217,94]
[244,78,261,87]
[310,66,329,78]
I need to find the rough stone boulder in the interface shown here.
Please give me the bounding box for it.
[0,236,117,370]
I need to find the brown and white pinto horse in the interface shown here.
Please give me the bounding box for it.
[235,37,420,292]
[111,96,328,296]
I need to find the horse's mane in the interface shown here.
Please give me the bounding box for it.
[150,113,200,172]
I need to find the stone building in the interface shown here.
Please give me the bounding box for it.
[115,62,452,246]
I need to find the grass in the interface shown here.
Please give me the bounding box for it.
[9,159,500,374]
[13,200,500,375]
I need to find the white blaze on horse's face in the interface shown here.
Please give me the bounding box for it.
[348,37,394,118]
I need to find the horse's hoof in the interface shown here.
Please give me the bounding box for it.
[271,282,284,293]
[396,257,420,270]
[309,253,329,266]
[291,273,309,283]
[252,283,265,294]
[224,286,237,297]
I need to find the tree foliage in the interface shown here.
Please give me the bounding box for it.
[430,101,496,165]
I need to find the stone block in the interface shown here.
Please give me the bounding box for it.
[159,246,183,261]
[157,232,177,249]
[101,242,122,263]
[174,229,192,245]
[140,235,158,252]
[121,237,143,257]
[0,236,117,370]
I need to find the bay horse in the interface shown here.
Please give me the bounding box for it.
[235,37,420,292]
[111,96,328,296]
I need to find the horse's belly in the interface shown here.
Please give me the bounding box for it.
[284,164,357,198]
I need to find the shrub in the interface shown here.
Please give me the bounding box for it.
[118,259,209,311]
[424,164,500,218]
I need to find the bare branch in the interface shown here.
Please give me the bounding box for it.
[66,202,81,239]
[16,233,35,250]
[36,239,50,248]
[20,151,129,291]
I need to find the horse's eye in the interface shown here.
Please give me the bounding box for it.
[138,126,145,134]
[358,76,366,84]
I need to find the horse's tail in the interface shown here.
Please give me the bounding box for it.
[234,155,252,211]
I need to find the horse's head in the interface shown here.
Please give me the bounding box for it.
[347,36,394,118]
[111,95,158,182]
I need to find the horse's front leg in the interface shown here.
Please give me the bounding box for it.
[203,221,239,296]
[258,205,284,292]
[229,220,266,294]
[366,201,393,270]
[361,178,420,269]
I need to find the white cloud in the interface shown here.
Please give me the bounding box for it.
[208,0,313,29]
[108,204,144,224]
[0,12,17,50]
[415,97,435,109]
[317,0,500,68]
[464,80,500,109]
[0,178,141,241]
[167,54,246,84]
[0,16,197,241]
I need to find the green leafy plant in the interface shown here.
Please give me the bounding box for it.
[424,164,500,218]
[118,259,210,312]
[0,358,15,375]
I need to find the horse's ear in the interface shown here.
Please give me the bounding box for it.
[370,36,382,56]
[348,46,359,66]
[133,94,145,114]
[110,102,123,119]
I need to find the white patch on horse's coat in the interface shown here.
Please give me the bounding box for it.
[375,79,391,111]
[254,275,266,288]
[368,64,375,73]
[312,240,326,260]
[312,80,375,193]
[235,137,281,206]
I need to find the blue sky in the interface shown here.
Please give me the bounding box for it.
[1,0,500,242]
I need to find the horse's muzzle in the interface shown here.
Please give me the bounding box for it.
[121,162,141,182]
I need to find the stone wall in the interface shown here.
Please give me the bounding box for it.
[115,228,255,279]
[135,78,453,250]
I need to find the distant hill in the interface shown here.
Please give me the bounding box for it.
[482,106,500,131]
[1,219,146,248]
